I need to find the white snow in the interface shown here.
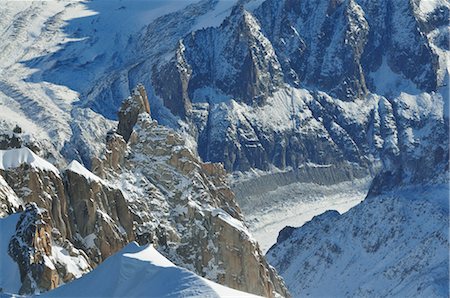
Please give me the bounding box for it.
[66,160,102,183]
[212,208,253,239]
[0,213,22,295]
[417,0,449,15]
[0,175,23,218]
[369,56,420,97]
[0,0,236,166]
[0,147,59,174]
[51,245,90,279]
[43,242,261,298]
[82,233,97,250]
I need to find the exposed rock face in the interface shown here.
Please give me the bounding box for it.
[0,153,133,292]
[0,85,289,297]
[153,4,283,118]
[1,165,72,240]
[265,44,448,297]
[117,84,151,142]
[64,162,134,263]
[6,203,91,294]
[255,0,439,96]
[257,0,370,100]
[8,203,58,294]
[150,0,444,175]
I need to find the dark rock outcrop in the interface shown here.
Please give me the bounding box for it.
[117,84,151,142]
[153,4,284,118]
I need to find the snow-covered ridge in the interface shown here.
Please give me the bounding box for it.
[0,148,59,174]
[66,160,102,183]
[43,242,261,298]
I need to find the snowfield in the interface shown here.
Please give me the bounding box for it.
[0,0,259,166]
[42,242,261,298]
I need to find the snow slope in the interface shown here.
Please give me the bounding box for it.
[66,160,103,183]
[43,242,261,298]
[0,213,21,295]
[267,185,449,297]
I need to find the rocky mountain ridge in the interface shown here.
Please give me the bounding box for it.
[0,86,289,297]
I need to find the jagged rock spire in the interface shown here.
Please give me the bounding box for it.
[117,84,151,142]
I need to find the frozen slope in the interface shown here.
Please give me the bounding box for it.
[43,242,261,298]
[0,213,22,295]
[266,185,449,297]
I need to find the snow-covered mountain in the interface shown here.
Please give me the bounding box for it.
[0,0,448,297]
[1,0,447,174]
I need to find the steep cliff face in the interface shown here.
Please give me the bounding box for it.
[4,203,91,295]
[153,4,283,119]
[265,44,448,298]
[0,147,132,294]
[255,0,438,96]
[64,161,134,264]
[0,149,72,240]
[256,0,370,99]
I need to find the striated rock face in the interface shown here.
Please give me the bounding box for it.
[7,203,91,294]
[0,151,132,292]
[149,0,444,175]
[1,164,72,241]
[0,85,289,297]
[257,0,370,99]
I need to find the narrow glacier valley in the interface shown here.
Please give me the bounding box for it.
[233,175,372,252]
